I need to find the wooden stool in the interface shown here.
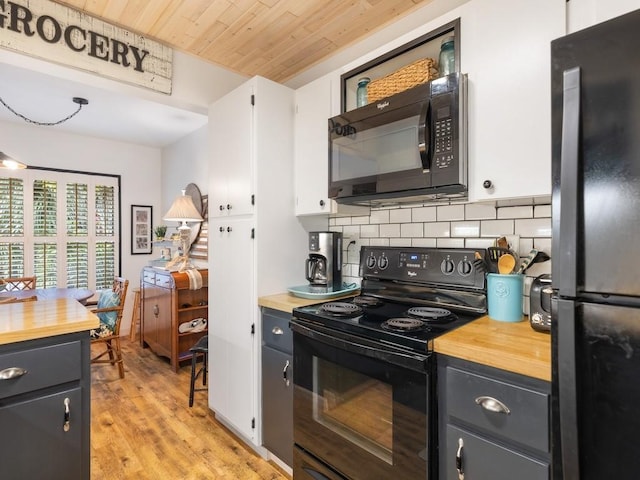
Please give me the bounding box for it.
[129,287,141,341]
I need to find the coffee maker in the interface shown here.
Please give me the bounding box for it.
[306,232,342,290]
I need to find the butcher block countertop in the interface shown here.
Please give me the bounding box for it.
[258,292,359,313]
[259,293,551,382]
[0,298,99,345]
[434,315,551,382]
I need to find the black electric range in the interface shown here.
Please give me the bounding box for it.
[292,246,488,353]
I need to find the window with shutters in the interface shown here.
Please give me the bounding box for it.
[0,169,120,290]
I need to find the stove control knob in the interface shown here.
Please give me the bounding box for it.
[441,259,455,275]
[377,255,389,270]
[458,260,473,276]
[366,254,377,269]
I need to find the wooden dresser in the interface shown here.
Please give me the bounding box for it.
[140,267,208,372]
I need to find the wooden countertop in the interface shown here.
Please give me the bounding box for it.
[0,298,99,345]
[258,293,551,382]
[434,315,551,382]
[258,292,359,313]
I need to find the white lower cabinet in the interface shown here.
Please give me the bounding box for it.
[209,217,256,441]
[208,76,310,447]
[462,0,565,202]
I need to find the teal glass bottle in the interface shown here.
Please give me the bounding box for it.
[356,77,370,107]
[438,36,455,77]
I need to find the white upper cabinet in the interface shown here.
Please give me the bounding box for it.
[568,0,640,33]
[209,81,254,217]
[294,74,334,216]
[294,73,370,217]
[462,0,565,202]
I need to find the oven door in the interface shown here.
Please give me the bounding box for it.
[291,319,431,480]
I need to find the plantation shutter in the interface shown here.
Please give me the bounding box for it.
[0,177,25,277]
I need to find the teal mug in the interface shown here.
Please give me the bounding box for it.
[487,273,524,322]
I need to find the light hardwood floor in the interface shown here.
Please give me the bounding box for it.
[91,338,289,480]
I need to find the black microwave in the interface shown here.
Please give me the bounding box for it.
[328,72,467,205]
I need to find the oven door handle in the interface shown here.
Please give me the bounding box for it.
[290,320,429,373]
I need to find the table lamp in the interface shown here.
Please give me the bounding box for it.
[163,190,203,271]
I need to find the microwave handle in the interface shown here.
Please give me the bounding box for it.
[418,100,432,171]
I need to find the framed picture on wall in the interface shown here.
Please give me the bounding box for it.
[131,205,152,254]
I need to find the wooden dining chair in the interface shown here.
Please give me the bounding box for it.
[0,295,38,304]
[1,276,36,291]
[90,277,129,379]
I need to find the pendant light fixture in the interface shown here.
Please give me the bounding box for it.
[0,151,27,170]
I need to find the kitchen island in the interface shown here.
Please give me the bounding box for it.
[0,298,98,479]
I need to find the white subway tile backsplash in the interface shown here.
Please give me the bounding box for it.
[425,222,451,237]
[465,203,496,220]
[480,219,514,237]
[534,205,551,218]
[351,216,371,225]
[437,238,465,248]
[465,238,495,249]
[533,237,552,253]
[451,221,480,238]
[515,218,552,237]
[390,238,412,247]
[412,206,437,222]
[370,238,390,246]
[333,216,352,226]
[380,223,400,237]
[498,205,534,219]
[437,204,465,221]
[330,199,552,288]
[390,208,412,223]
[360,224,380,238]
[412,237,437,247]
[342,225,361,238]
[370,209,390,224]
[401,223,424,237]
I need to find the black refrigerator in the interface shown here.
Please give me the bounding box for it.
[551,8,640,480]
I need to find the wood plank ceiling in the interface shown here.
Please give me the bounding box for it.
[54,0,434,83]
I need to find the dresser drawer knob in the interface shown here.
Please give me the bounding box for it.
[0,367,28,380]
[475,395,511,414]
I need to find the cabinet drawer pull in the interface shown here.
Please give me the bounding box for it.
[475,395,511,414]
[63,397,71,432]
[456,438,464,480]
[272,326,284,335]
[0,367,28,380]
[283,360,290,387]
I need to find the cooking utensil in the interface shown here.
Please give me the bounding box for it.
[517,248,538,274]
[473,251,490,273]
[498,253,516,274]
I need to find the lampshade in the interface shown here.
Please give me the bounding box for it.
[0,151,27,170]
[163,191,203,223]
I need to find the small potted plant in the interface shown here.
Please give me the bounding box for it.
[154,225,167,241]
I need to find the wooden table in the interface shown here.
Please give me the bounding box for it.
[0,288,95,305]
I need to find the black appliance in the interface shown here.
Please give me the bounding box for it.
[551,9,640,479]
[305,231,342,290]
[291,246,486,480]
[529,274,552,332]
[328,73,468,206]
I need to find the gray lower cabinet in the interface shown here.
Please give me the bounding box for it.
[438,355,550,480]
[261,308,293,466]
[0,332,91,480]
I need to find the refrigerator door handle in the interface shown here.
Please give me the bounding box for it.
[558,67,581,298]
[557,298,580,479]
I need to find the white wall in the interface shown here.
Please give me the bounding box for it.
[0,118,162,332]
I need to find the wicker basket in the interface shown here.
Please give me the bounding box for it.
[367,58,439,103]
